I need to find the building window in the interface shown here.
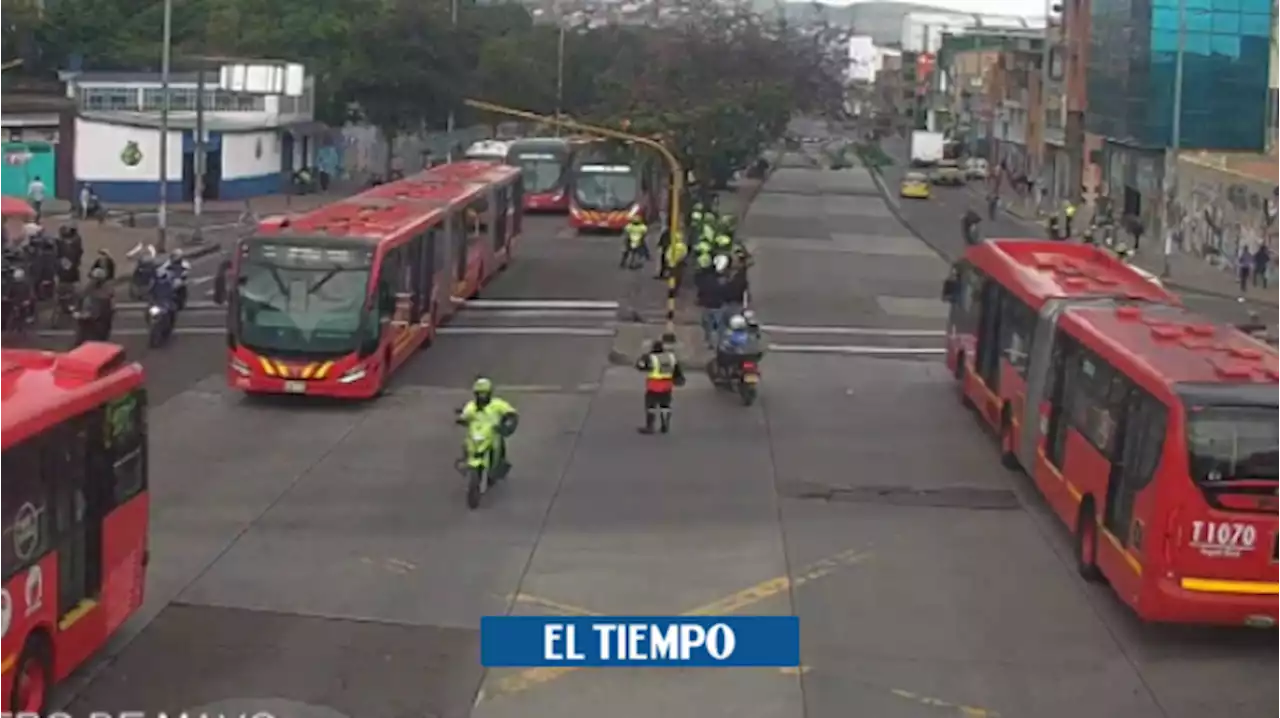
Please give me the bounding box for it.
[81,87,138,111]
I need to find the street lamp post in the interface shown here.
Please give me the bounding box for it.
[555,21,566,136]
[157,0,173,251]
[446,0,459,160]
[1162,0,1185,278]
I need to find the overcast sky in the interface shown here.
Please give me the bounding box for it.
[822,0,1049,16]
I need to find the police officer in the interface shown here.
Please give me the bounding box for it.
[634,339,685,434]
[622,216,648,270]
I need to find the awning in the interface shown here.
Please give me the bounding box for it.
[1,197,36,218]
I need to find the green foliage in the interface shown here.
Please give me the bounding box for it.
[14,0,846,177]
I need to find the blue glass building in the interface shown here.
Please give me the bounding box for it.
[1086,0,1274,151]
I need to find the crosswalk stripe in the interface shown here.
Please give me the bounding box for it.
[768,344,945,355]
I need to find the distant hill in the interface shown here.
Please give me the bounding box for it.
[748,1,962,45]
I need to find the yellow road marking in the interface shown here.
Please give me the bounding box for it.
[891,688,1001,717]
[488,549,873,698]
[511,593,602,617]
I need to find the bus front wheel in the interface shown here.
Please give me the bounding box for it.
[10,633,52,714]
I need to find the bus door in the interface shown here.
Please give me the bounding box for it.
[493,183,510,253]
[1103,387,1165,557]
[49,416,102,625]
[1019,300,1068,467]
[409,229,431,324]
[973,280,1004,413]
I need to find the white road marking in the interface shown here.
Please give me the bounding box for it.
[762,325,945,337]
[455,309,618,319]
[438,326,614,337]
[458,299,620,310]
[768,343,945,355]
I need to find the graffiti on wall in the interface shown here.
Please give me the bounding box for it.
[1169,162,1278,265]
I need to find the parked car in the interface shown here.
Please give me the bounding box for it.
[964,157,989,180]
[930,160,966,186]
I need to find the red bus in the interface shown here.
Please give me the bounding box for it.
[1,343,149,714]
[568,141,663,231]
[226,161,524,399]
[504,137,584,212]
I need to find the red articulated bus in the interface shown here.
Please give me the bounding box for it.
[568,140,663,232]
[1,343,149,714]
[226,161,524,399]
[504,137,586,212]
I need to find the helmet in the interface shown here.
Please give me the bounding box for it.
[650,339,665,353]
[714,235,731,247]
[693,202,704,212]
[696,254,713,269]
[89,266,107,281]
[170,248,185,260]
[11,268,25,281]
[742,309,758,326]
[728,315,747,330]
[713,255,730,273]
[472,377,493,395]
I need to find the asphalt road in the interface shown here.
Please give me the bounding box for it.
[43,163,1276,718]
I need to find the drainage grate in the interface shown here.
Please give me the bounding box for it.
[781,483,1021,510]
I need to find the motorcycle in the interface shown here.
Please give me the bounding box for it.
[130,257,157,300]
[145,300,175,348]
[455,412,517,510]
[706,352,763,406]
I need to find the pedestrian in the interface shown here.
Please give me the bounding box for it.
[633,339,684,435]
[1237,244,1252,294]
[1046,214,1061,241]
[27,175,45,221]
[1063,201,1077,238]
[694,255,725,347]
[655,222,672,279]
[1252,243,1270,289]
[1122,214,1145,251]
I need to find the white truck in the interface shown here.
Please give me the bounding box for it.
[909,130,945,167]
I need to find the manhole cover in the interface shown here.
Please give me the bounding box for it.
[782,483,1020,510]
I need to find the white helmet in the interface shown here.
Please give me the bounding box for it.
[728,314,747,330]
[713,255,730,273]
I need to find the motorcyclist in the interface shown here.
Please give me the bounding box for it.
[75,266,114,344]
[456,377,519,476]
[3,266,35,329]
[961,208,982,245]
[91,248,117,281]
[158,248,192,309]
[713,314,760,382]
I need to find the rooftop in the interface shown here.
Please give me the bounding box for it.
[982,239,1181,308]
[1,344,144,448]
[1064,303,1279,387]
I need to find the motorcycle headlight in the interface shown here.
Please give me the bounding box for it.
[147,305,163,317]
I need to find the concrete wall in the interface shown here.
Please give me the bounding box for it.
[1171,156,1279,260]
[222,130,282,200]
[74,118,182,203]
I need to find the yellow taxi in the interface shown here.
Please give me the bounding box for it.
[900,171,931,199]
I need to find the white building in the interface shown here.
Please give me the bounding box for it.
[58,71,323,204]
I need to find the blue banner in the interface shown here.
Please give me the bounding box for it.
[480,616,800,667]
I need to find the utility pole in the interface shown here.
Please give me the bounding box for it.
[1040,0,1053,211]
[192,65,206,243]
[1162,0,1185,278]
[446,0,459,161]
[157,0,173,251]
[555,19,566,137]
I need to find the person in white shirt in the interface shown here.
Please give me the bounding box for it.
[27,176,46,219]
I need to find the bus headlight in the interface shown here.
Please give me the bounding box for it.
[230,357,251,376]
[337,367,368,384]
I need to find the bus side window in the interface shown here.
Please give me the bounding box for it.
[451,213,467,280]
[999,297,1036,376]
[1108,392,1168,545]
[380,246,406,319]
[103,389,148,507]
[466,198,490,236]
[45,417,89,535]
[1,442,52,582]
[493,186,509,251]
[948,262,983,333]
[1067,350,1119,455]
[1044,332,1075,468]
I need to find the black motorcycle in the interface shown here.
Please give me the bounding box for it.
[706,352,763,406]
[145,299,175,348]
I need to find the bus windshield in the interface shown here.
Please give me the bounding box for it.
[1185,405,1279,483]
[513,152,567,193]
[235,241,373,357]
[574,165,638,210]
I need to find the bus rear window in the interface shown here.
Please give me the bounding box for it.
[1186,405,1279,483]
